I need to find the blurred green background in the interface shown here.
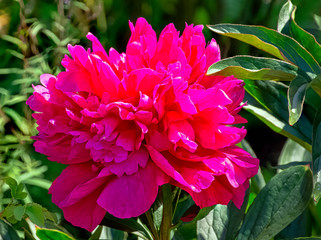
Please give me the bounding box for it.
[1,0,321,238]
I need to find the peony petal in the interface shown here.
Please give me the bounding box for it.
[97,161,169,218]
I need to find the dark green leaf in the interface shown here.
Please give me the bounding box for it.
[237,166,313,240]
[287,238,321,240]
[310,75,321,97]
[89,226,103,240]
[0,219,20,240]
[173,196,195,224]
[287,75,309,125]
[275,209,310,240]
[278,1,321,65]
[207,56,297,81]
[173,222,197,240]
[312,107,321,202]
[101,213,151,239]
[278,139,311,170]
[197,189,249,240]
[208,24,321,75]
[36,228,74,240]
[244,80,312,150]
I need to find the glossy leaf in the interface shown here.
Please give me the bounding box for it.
[277,0,295,33]
[197,189,249,240]
[36,228,74,240]
[101,213,151,240]
[278,139,311,171]
[244,80,312,150]
[237,166,313,240]
[207,56,297,81]
[310,75,321,97]
[312,107,321,202]
[275,209,310,240]
[173,222,197,240]
[278,0,321,65]
[287,75,309,125]
[0,219,20,240]
[208,24,321,75]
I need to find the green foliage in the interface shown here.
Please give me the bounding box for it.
[207,56,298,81]
[0,219,20,240]
[36,227,75,240]
[237,166,313,240]
[197,190,249,240]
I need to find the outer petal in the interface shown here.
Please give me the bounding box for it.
[49,162,108,231]
[62,189,106,232]
[186,177,233,208]
[97,161,169,218]
[187,176,249,209]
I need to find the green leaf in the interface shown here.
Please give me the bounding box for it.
[236,165,313,240]
[278,139,311,170]
[278,1,321,65]
[312,107,321,202]
[1,35,27,52]
[36,227,75,240]
[275,209,310,240]
[197,189,249,240]
[244,80,312,150]
[277,0,295,33]
[207,56,297,81]
[172,195,194,224]
[89,226,103,240]
[2,177,17,198]
[173,222,196,240]
[25,203,45,227]
[101,213,151,239]
[288,238,321,240]
[15,183,27,200]
[13,205,26,221]
[3,108,30,135]
[310,75,321,97]
[287,75,309,125]
[2,206,16,224]
[208,24,321,75]
[0,219,20,240]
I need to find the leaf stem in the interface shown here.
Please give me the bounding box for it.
[160,184,172,240]
[145,210,160,240]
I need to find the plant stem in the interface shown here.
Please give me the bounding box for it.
[160,184,172,240]
[145,210,160,240]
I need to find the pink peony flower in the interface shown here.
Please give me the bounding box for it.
[27,18,259,231]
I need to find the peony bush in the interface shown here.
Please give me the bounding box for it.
[27,17,258,232]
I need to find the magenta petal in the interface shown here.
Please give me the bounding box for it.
[97,161,169,218]
[49,162,99,207]
[62,189,106,232]
[188,177,233,208]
